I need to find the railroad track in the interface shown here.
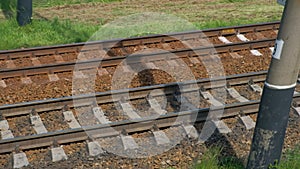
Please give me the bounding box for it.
[0,21,279,63]
[0,21,278,76]
[0,22,285,168]
[0,22,279,103]
[0,39,274,85]
[0,70,267,117]
[1,70,300,168]
[0,35,275,106]
[3,69,300,168]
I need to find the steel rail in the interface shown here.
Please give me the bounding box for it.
[0,39,275,79]
[0,70,267,117]
[1,93,300,155]
[0,21,279,60]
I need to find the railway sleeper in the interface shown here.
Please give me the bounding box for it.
[0,119,14,140]
[230,52,243,59]
[121,134,139,150]
[238,114,256,130]
[182,125,199,140]
[189,57,201,64]
[21,77,32,84]
[226,87,249,103]
[145,62,158,69]
[146,95,167,115]
[200,90,223,107]
[92,107,111,124]
[87,141,104,156]
[173,94,197,111]
[122,65,133,73]
[119,101,141,119]
[63,111,81,129]
[212,120,232,134]
[236,34,250,42]
[97,68,109,76]
[54,55,65,63]
[218,36,232,44]
[248,80,263,94]
[13,152,29,169]
[6,60,16,69]
[48,74,60,82]
[0,80,7,88]
[51,146,68,162]
[250,49,262,56]
[31,57,41,66]
[166,59,179,67]
[153,130,171,145]
[73,71,87,79]
[269,47,275,54]
[292,105,300,116]
[30,114,48,134]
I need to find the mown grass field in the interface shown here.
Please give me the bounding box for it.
[0,0,121,9]
[0,0,283,50]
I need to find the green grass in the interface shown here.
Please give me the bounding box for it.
[193,16,280,29]
[192,147,244,169]
[0,16,280,50]
[0,12,200,50]
[0,0,120,10]
[0,1,16,10]
[0,1,16,19]
[221,0,247,3]
[0,7,282,50]
[272,145,300,169]
[192,145,300,169]
[0,0,284,50]
[0,18,98,50]
[32,0,122,8]
[90,12,198,41]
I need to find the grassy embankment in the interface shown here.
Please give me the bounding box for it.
[0,0,113,49]
[0,0,283,50]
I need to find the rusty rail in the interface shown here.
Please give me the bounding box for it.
[0,21,279,60]
[0,39,275,79]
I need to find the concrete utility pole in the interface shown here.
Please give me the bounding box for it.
[247,0,300,168]
[17,0,32,26]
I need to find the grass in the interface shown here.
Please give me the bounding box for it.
[192,145,300,169]
[0,0,284,50]
[221,0,247,3]
[0,18,98,50]
[32,0,122,8]
[194,16,280,29]
[0,0,119,10]
[272,145,300,169]
[0,12,199,50]
[90,12,198,41]
[192,147,244,169]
